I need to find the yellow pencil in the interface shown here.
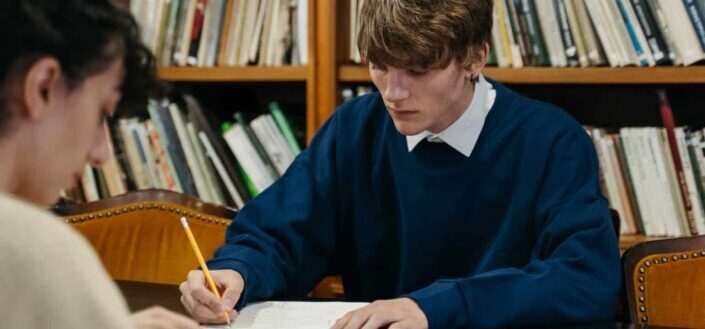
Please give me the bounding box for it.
[180,217,231,325]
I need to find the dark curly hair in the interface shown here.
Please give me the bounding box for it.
[0,0,158,134]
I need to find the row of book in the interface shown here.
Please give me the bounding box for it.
[348,0,705,67]
[340,85,376,103]
[590,91,705,238]
[63,96,302,209]
[129,0,308,68]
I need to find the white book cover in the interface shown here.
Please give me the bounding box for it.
[675,128,705,234]
[297,0,308,64]
[604,0,638,66]
[584,0,621,67]
[248,0,268,63]
[187,122,225,205]
[81,164,100,202]
[118,119,152,189]
[224,0,244,66]
[598,136,628,234]
[263,114,295,169]
[223,124,276,193]
[536,0,567,67]
[136,122,166,189]
[657,0,705,66]
[620,0,656,66]
[620,129,655,236]
[491,3,508,68]
[199,131,245,208]
[650,128,686,237]
[636,128,667,236]
[169,104,212,202]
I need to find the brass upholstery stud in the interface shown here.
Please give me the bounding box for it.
[175,209,181,214]
[653,259,659,264]
[661,257,668,263]
[639,296,645,302]
[130,205,136,211]
[701,250,705,256]
[196,214,201,219]
[693,252,699,258]
[215,219,220,224]
[71,218,77,223]
[644,261,650,267]
[672,255,678,261]
[123,207,128,212]
[97,212,103,218]
[638,276,644,282]
[682,253,688,259]
[115,210,121,215]
[639,285,644,291]
[106,211,112,217]
[146,204,151,209]
[64,219,69,224]
[88,214,95,219]
[640,306,646,312]
[208,217,212,223]
[79,216,85,222]
[641,316,647,322]
[161,205,167,210]
[639,267,645,273]
[138,204,144,209]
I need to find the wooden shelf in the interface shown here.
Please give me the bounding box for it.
[339,65,705,84]
[158,66,309,82]
[619,234,665,253]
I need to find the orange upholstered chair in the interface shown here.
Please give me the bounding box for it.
[54,189,236,285]
[623,235,705,328]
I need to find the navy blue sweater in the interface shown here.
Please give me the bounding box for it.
[208,80,621,328]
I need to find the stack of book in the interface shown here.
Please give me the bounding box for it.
[348,0,705,67]
[588,91,705,238]
[63,96,301,209]
[129,0,308,67]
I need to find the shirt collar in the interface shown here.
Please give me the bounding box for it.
[406,74,496,157]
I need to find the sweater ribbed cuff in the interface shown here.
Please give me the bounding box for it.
[405,280,469,329]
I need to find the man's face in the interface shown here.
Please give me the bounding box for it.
[16,58,123,206]
[369,58,475,135]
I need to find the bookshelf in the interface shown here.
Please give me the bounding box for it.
[338,65,705,85]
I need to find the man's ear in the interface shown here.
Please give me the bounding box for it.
[21,57,63,121]
[469,42,490,78]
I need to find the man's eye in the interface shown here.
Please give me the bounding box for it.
[408,69,427,76]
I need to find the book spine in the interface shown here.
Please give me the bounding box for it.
[684,0,705,52]
[657,89,699,236]
[554,0,580,66]
[234,112,279,179]
[616,0,649,66]
[629,0,669,64]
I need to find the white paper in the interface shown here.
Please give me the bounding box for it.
[201,301,368,329]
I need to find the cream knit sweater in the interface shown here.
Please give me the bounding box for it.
[0,193,133,328]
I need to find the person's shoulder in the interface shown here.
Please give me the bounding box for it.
[0,194,102,274]
[491,79,584,135]
[334,92,386,123]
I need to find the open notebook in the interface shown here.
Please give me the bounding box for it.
[201,301,369,329]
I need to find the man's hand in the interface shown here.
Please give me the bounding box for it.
[330,298,428,329]
[179,269,244,324]
[131,306,200,329]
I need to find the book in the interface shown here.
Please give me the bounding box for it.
[201,301,369,329]
[657,90,699,235]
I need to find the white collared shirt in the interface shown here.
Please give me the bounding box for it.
[406,74,496,157]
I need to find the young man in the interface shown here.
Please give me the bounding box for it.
[180,1,621,328]
[0,0,198,328]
